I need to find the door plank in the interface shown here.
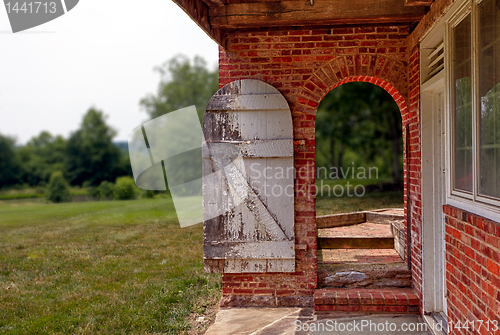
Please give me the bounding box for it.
[216,159,288,241]
[204,241,295,259]
[202,139,293,158]
[206,94,289,111]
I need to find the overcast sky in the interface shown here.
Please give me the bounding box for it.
[0,0,219,144]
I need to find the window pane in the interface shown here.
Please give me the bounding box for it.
[453,14,473,192]
[479,0,500,198]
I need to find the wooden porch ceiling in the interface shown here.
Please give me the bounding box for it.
[172,0,432,48]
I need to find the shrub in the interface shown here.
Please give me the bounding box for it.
[46,171,71,203]
[87,186,101,200]
[114,176,137,200]
[34,186,46,195]
[141,190,155,199]
[99,181,115,200]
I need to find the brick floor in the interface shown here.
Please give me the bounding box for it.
[314,288,420,314]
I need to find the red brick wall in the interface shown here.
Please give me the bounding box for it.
[444,205,500,335]
[407,45,424,304]
[407,0,500,322]
[217,25,418,307]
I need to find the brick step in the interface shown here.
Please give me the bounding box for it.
[319,248,403,264]
[318,236,394,249]
[317,221,395,249]
[314,288,420,314]
[317,221,393,238]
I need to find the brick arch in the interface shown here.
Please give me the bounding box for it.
[298,55,409,122]
[299,58,411,280]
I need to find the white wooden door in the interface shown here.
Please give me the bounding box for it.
[422,74,448,319]
[436,90,447,317]
[203,79,295,273]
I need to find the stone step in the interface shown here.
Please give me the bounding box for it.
[314,288,420,314]
[318,263,411,289]
[318,236,394,249]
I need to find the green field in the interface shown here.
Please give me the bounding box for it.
[315,178,404,215]
[0,185,403,334]
[316,190,404,216]
[0,198,221,335]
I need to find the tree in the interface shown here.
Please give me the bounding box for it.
[18,131,67,186]
[140,54,219,121]
[65,108,122,186]
[316,82,403,184]
[316,84,372,171]
[46,171,71,203]
[0,133,22,187]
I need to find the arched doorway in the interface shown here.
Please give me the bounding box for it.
[314,80,408,290]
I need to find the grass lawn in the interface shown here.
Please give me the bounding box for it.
[315,178,404,216]
[0,198,221,335]
[0,182,403,334]
[316,190,404,216]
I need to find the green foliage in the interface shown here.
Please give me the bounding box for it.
[0,133,22,187]
[114,176,138,200]
[0,186,45,200]
[0,193,44,200]
[1,112,133,190]
[65,108,123,186]
[138,54,217,200]
[18,131,67,186]
[316,190,404,216]
[99,181,115,200]
[455,77,473,148]
[140,54,219,121]
[116,152,133,178]
[316,82,403,184]
[46,171,71,203]
[478,82,500,196]
[3,124,132,190]
[1,55,218,190]
[141,189,155,199]
[87,186,101,199]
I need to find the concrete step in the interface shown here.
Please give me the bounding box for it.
[314,288,420,314]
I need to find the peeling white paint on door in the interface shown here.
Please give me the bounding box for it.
[203,79,295,273]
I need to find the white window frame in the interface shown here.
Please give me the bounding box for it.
[445,0,500,221]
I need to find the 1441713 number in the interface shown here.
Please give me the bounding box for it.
[449,319,499,332]
[5,2,57,14]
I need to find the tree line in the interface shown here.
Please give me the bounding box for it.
[0,108,132,188]
[0,54,219,192]
[0,54,402,193]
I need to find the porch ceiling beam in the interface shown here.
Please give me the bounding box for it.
[209,0,427,29]
[173,0,226,48]
[404,0,434,6]
[200,0,225,9]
